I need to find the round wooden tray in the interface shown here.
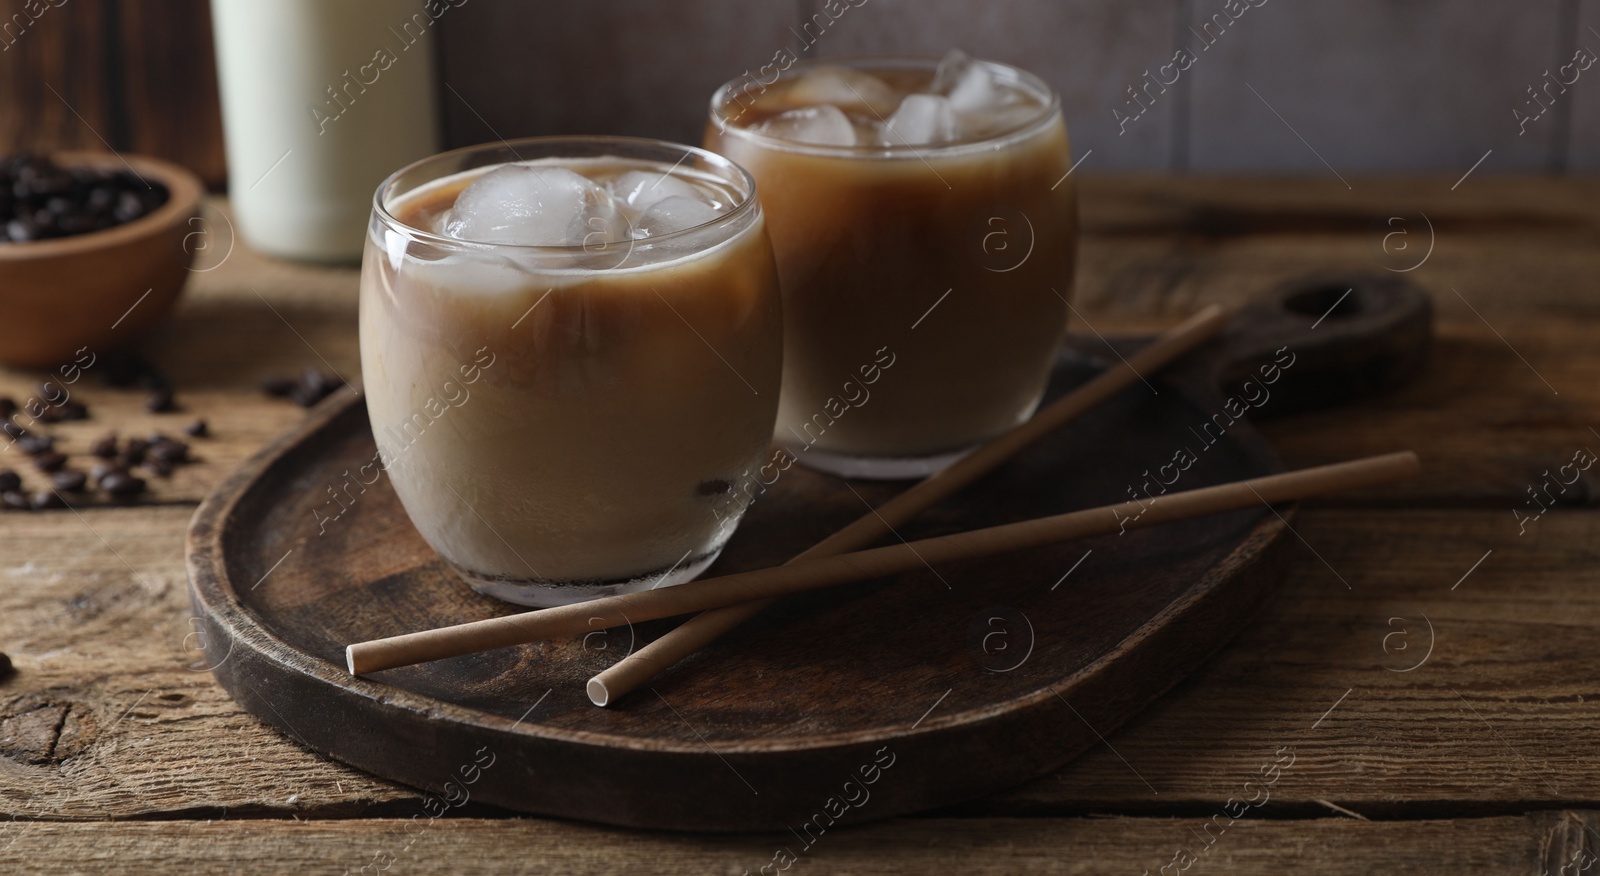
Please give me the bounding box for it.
[186,276,1430,831]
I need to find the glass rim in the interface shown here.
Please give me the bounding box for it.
[371,135,760,253]
[707,54,1062,159]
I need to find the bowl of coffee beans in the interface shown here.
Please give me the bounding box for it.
[0,151,203,367]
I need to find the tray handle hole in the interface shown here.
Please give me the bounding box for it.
[1284,284,1362,321]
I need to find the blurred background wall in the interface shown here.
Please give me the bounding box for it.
[2,0,1595,191]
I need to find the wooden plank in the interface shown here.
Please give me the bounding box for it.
[992,507,1600,814]
[1,507,1597,820]
[0,813,1565,875]
[1183,0,1566,173]
[1568,0,1600,173]
[0,0,116,155]
[434,1,799,149]
[1077,176,1600,233]
[115,0,227,189]
[1073,176,1600,506]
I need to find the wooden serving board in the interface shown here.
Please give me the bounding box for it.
[185,276,1431,832]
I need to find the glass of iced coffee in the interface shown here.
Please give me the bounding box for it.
[360,137,783,607]
[707,51,1076,479]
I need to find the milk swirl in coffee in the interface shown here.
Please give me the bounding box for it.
[708,52,1077,478]
[360,140,782,606]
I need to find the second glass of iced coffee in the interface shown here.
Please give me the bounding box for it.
[707,52,1077,478]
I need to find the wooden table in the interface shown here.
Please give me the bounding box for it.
[2,178,1596,873]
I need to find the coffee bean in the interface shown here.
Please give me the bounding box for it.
[0,470,17,492]
[149,438,188,463]
[0,652,12,679]
[0,397,14,419]
[51,470,86,492]
[283,368,341,408]
[16,433,54,455]
[29,490,63,510]
[101,471,146,498]
[0,154,169,242]
[89,433,118,458]
[121,437,149,465]
[5,218,35,242]
[0,491,26,510]
[143,457,173,478]
[145,388,177,413]
[111,191,138,222]
[32,451,66,473]
[184,419,208,438]
[260,376,296,397]
[98,353,164,390]
[0,421,23,439]
[57,400,89,421]
[89,460,125,484]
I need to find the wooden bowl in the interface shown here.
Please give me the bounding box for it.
[0,151,203,368]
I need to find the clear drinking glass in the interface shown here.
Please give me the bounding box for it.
[706,56,1077,479]
[359,137,783,607]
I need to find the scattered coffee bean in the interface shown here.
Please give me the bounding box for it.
[98,353,166,390]
[16,433,55,455]
[100,471,146,498]
[89,460,125,484]
[0,470,18,492]
[0,491,26,510]
[90,433,118,458]
[51,469,86,492]
[1,421,25,439]
[149,438,188,463]
[32,451,66,473]
[184,419,208,438]
[143,457,174,478]
[298,369,342,407]
[262,368,342,408]
[57,400,89,421]
[145,387,177,413]
[0,652,12,680]
[121,437,149,465]
[29,490,63,510]
[0,397,13,419]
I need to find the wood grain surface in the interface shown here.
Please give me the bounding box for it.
[0,178,1595,870]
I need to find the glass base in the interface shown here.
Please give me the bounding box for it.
[788,444,975,480]
[459,546,723,608]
